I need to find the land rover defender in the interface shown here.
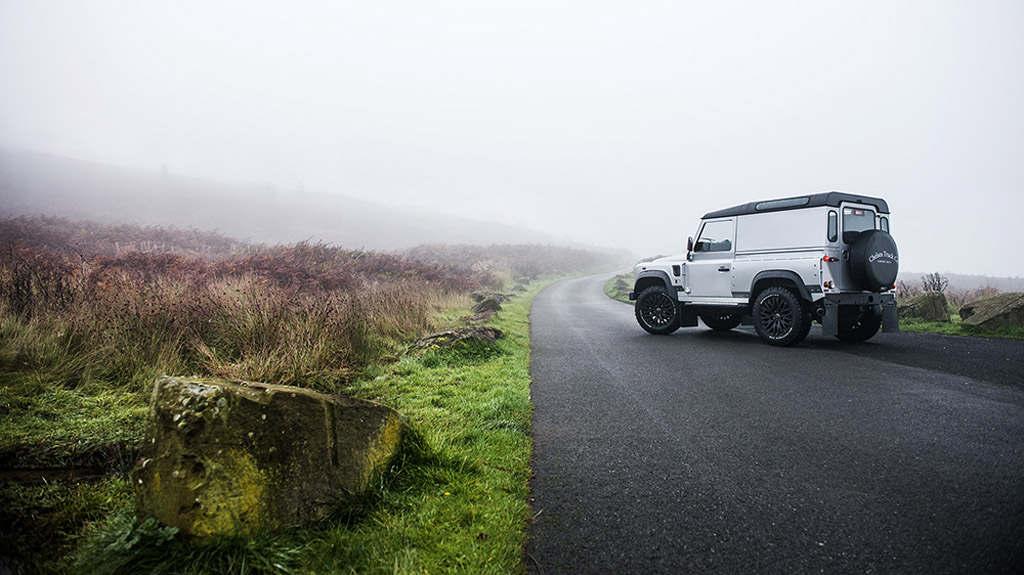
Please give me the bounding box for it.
[629,191,899,346]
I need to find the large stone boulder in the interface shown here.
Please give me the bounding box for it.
[959,292,1024,329]
[897,291,950,322]
[134,376,404,538]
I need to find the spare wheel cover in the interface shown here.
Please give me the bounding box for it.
[849,230,899,291]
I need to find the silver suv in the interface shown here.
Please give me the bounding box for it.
[629,192,899,346]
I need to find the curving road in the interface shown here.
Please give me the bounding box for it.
[527,274,1024,574]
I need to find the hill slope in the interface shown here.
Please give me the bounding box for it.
[0,148,565,250]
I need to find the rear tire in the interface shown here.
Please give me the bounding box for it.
[835,306,882,342]
[700,311,743,331]
[752,286,811,346]
[635,285,681,335]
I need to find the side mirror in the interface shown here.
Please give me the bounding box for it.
[687,237,693,252]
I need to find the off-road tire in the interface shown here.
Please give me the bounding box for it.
[700,311,743,332]
[752,286,812,346]
[635,285,681,335]
[835,305,882,342]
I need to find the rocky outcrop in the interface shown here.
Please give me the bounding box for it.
[959,292,1024,329]
[897,291,950,322]
[411,326,504,350]
[134,376,404,538]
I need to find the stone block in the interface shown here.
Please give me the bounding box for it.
[959,292,1024,329]
[134,376,404,537]
[897,291,950,322]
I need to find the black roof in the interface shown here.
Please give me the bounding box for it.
[703,192,890,219]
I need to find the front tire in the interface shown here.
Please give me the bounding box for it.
[752,286,812,346]
[635,285,680,335]
[700,311,743,331]
[835,306,882,342]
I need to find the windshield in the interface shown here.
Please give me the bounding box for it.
[842,207,876,244]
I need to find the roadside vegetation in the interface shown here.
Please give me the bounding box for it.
[0,215,624,574]
[896,272,1024,339]
[898,315,1024,339]
[603,273,632,304]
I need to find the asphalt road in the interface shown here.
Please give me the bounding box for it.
[527,275,1024,574]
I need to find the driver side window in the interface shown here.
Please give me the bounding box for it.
[694,220,734,253]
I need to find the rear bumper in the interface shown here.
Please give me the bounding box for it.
[820,293,898,336]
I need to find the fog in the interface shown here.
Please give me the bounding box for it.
[1,1,1022,276]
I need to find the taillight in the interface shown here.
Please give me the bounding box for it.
[822,256,838,262]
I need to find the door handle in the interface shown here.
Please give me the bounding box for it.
[718,266,731,272]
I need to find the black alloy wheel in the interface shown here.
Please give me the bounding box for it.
[635,285,681,335]
[752,286,811,346]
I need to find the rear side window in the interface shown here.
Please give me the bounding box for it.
[827,211,838,242]
[843,207,875,244]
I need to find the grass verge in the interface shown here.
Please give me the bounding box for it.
[603,274,632,305]
[294,280,546,574]
[898,317,1024,339]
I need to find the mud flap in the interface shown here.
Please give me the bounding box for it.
[679,305,699,328]
[822,298,839,337]
[882,298,899,333]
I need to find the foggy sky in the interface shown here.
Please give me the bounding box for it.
[2,1,1022,276]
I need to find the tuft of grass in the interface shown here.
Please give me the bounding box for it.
[76,515,307,575]
[0,476,135,575]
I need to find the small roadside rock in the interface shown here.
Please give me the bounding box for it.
[411,326,505,350]
[471,291,513,303]
[463,310,497,323]
[472,297,503,313]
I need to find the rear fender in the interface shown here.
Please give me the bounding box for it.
[749,270,813,302]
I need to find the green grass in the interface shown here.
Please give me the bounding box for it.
[296,281,544,574]
[899,316,1024,339]
[1,281,550,575]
